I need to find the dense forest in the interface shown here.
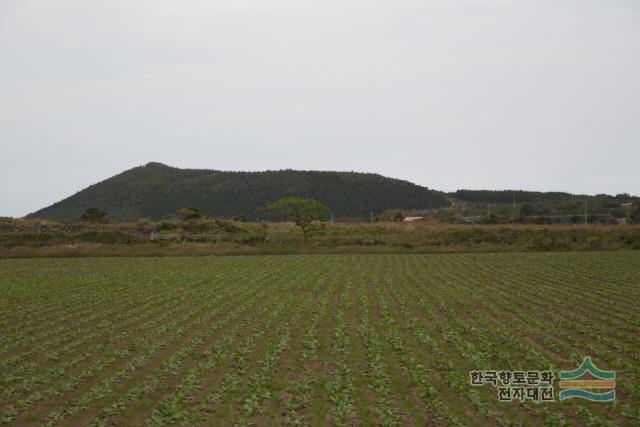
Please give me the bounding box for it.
[452,189,583,204]
[27,162,448,221]
[439,190,640,224]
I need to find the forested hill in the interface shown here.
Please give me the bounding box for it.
[27,162,449,221]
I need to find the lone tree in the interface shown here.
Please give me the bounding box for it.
[81,208,108,223]
[265,197,330,241]
[177,206,201,221]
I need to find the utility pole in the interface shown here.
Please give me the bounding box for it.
[330,211,334,224]
[512,194,516,221]
[488,203,491,218]
[370,209,373,223]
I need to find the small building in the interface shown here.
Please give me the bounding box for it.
[403,216,423,222]
[461,216,481,223]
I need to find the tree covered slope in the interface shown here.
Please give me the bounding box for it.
[27,162,448,221]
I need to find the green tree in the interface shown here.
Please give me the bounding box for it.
[630,205,640,224]
[264,197,330,241]
[80,208,108,223]
[519,203,535,216]
[379,209,405,221]
[177,207,201,221]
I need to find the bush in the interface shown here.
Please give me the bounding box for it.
[81,208,109,223]
[177,207,201,221]
[156,221,178,231]
[77,231,144,244]
[182,220,216,233]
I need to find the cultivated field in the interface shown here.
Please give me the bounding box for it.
[0,252,638,426]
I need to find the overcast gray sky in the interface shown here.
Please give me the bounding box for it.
[1,0,639,217]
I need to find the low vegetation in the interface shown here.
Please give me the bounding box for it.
[1,215,639,258]
[0,252,638,425]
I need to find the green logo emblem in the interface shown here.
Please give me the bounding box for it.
[559,357,615,401]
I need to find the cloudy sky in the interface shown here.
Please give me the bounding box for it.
[1,0,639,217]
